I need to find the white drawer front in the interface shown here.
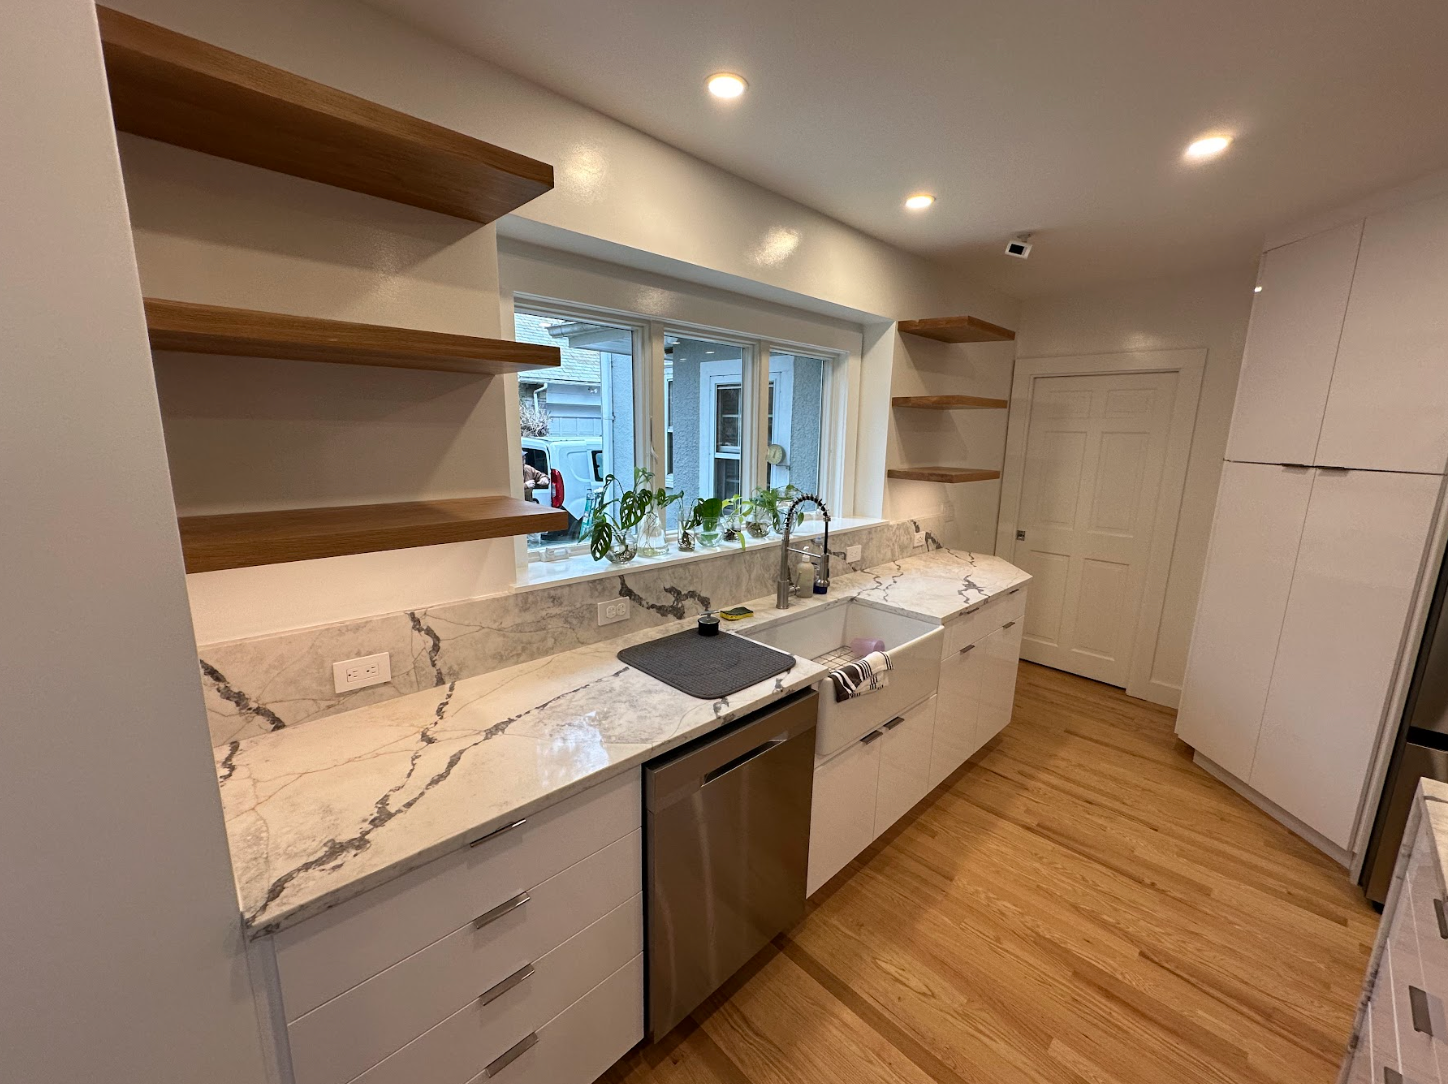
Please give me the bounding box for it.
[463,954,644,1084]
[277,770,640,1019]
[288,830,641,1084]
[356,917,643,1084]
[1372,942,1403,1081]
[942,586,1026,657]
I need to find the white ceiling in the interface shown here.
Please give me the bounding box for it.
[368,0,1448,296]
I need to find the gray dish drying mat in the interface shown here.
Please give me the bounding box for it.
[617,629,796,699]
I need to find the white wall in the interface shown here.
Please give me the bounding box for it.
[110,0,1017,644]
[0,4,268,1081]
[1014,265,1259,703]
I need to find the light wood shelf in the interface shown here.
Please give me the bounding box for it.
[98,6,553,224]
[178,497,567,573]
[145,298,560,374]
[887,467,1002,484]
[892,395,1008,410]
[898,316,1016,344]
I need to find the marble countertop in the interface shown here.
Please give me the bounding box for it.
[217,548,1030,936]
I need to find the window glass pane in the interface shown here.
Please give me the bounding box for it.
[665,335,746,525]
[766,350,826,495]
[514,311,635,547]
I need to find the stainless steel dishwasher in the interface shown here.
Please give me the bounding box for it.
[644,688,818,1040]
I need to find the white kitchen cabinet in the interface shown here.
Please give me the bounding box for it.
[1175,463,1315,780]
[929,639,985,788]
[1249,469,1442,848]
[1317,191,1448,474]
[873,695,937,839]
[977,618,1024,747]
[807,729,882,895]
[1226,221,1363,466]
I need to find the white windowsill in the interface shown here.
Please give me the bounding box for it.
[513,517,886,594]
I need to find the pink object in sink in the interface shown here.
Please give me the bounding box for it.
[849,637,885,657]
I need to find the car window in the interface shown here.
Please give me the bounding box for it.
[590,450,604,482]
[523,447,548,473]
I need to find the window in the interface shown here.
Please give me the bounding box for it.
[514,310,636,546]
[511,294,847,565]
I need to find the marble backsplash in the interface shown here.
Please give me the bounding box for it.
[199,514,960,747]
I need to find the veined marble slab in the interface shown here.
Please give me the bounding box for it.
[217,548,1029,936]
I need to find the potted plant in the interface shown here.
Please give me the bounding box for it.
[631,468,683,558]
[691,495,726,548]
[587,473,644,564]
[678,501,701,552]
[748,486,781,538]
[721,496,750,547]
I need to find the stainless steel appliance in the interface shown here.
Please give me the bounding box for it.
[644,688,818,1040]
[1362,540,1448,903]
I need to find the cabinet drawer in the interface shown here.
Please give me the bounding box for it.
[1371,943,1403,1081]
[873,695,937,839]
[808,732,882,896]
[942,586,1026,657]
[277,770,640,1019]
[354,899,643,1084]
[289,831,641,1084]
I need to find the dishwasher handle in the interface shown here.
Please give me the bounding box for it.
[703,738,786,785]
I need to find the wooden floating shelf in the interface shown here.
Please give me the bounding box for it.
[97,6,553,224]
[892,395,1008,410]
[898,316,1016,344]
[144,299,560,375]
[887,467,1002,484]
[179,497,567,573]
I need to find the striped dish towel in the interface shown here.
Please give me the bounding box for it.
[828,650,893,702]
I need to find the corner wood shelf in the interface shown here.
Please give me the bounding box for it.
[887,467,1002,484]
[145,299,560,375]
[179,497,567,573]
[97,6,553,224]
[892,395,1008,410]
[898,316,1016,344]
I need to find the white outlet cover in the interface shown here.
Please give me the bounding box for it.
[333,651,391,694]
[597,598,631,626]
[914,531,927,548]
[845,544,863,563]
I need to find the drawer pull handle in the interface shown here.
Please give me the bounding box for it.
[959,644,975,655]
[1384,1069,1403,1084]
[473,891,530,930]
[883,716,905,730]
[470,818,527,849]
[1410,984,1433,1036]
[485,1032,538,1077]
[1003,621,1016,629]
[861,730,885,745]
[1008,588,1020,595]
[478,962,535,1008]
[1435,898,1448,940]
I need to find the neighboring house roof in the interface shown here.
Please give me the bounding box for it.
[515,312,603,386]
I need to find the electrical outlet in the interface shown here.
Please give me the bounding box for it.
[914,530,927,548]
[845,544,863,563]
[597,598,630,626]
[333,652,391,694]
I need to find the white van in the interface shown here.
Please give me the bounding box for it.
[521,436,604,540]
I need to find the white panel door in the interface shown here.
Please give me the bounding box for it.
[1175,462,1315,780]
[1014,372,1177,685]
[928,640,985,787]
[807,733,882,896]
[873,695,937,838]
[1250,469,1443,848]
[1225,221,1362,466]
[1317,192,1448,474]
[977,619,1025,746]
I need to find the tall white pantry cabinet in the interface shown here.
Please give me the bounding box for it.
[1176,188,1448,854]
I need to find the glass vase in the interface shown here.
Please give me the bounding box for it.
[638,510,668,558]
[697,516,722,547]
[608,528,638,565]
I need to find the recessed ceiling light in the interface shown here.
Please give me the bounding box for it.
[1185,134,1232,160]
[905,193,936,211]
[707,73,747,99]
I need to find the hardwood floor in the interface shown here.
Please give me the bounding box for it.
[602,662,1379,1084]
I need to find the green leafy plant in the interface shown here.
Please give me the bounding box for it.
[588,469,683,562]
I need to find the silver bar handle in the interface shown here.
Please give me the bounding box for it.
[1003,621,1016,629]
[485,1032,538,1077]
[470,818,527,848]
[1384,1068,1403,1084]
[860,729,884,745]
[883,716,904,730]
[1410,985,1433,1036]
[478,962,534,1008]
[1435,898,1448,939]
[958,644,975,655]
[1008,587,1020,595]
[473,890,529,930]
